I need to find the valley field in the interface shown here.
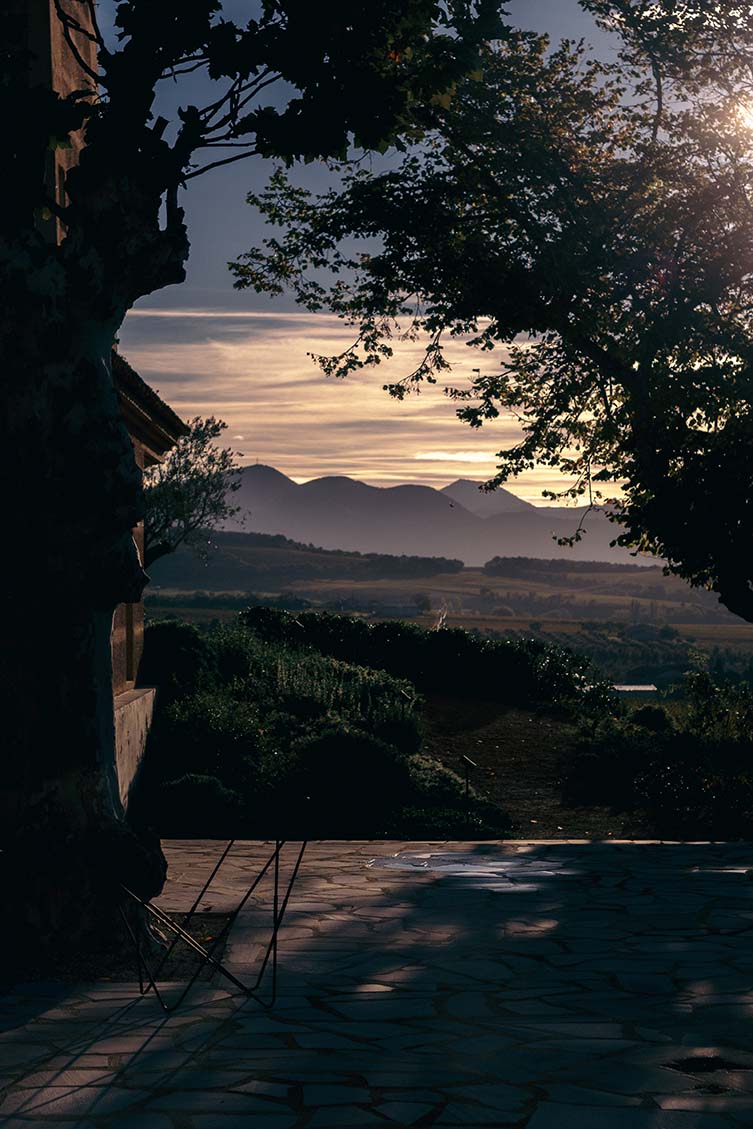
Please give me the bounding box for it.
[146,534,753,687]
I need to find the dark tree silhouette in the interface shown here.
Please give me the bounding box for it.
[232,2,753,623]
[0,0,497,952]
[143,416,241,568]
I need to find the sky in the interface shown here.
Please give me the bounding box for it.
[116,1,611,500]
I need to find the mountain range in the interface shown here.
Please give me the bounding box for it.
[222,465,644,567]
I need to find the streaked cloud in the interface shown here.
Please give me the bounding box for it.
[127,308,327,321]
[415,450,499,464]
[119,306,575,502]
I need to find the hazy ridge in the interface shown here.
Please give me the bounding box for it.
[221,464,643,567]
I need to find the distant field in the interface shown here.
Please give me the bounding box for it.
[145,597,753,657]
[148,534,739,625]
[145,554,753,686]
[410,614,753,656]
[146,604,240,624]
[275,563,736,625]
[672,622,753,652]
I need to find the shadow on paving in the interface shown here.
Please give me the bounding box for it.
[2,840,753,1128]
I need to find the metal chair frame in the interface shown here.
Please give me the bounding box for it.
[120,839,307,1012]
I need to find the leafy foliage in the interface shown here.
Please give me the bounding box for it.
[143,417,241,568]
[240,606,616,713]
[138,619,215,705]
[568,674,753,836]
[232,8,753,622]
[133,616,508,837]
[158,774,245,838]
[4,0,500,606]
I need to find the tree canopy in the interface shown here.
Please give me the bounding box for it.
[230,1,753,622]
[4,0,500,606]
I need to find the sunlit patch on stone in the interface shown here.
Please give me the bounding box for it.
[368,851,579,891]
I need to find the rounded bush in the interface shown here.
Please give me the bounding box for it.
[386,805,508,838]
[290,726,412,835]
[148,689,267,785]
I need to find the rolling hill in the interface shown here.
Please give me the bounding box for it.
[222,465,642,567]
[148,530,463,590]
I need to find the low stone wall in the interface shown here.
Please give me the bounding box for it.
[113,687,156,810]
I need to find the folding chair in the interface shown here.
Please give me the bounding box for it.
[120,839,307,1012]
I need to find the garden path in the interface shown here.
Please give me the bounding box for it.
[3,839,753,1127]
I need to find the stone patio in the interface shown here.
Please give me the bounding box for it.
[4,839,753,1127]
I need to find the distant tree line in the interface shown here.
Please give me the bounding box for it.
[483,556,653,577]
[218,530,464,574]
[149,529,464,589]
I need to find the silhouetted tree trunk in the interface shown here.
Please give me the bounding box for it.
[0,0,492,956]
[0,330,169,954]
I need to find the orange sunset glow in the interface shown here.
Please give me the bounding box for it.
[121,307,572,502]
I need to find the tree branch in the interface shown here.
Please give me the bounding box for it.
[183,147,259,180]
[649,55,664,143]
[84,0,107,55]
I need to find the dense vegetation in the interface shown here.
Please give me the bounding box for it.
[145,591,314,613]
[239,608,615,713]
[132,619,512,839]
[133,610,617,839]
[485,622,699,690]
[132,604,753,841]
[569,675,753,838]
[149,530,464,590]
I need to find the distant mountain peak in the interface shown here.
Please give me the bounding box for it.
[225,463,636,566]
[242,463,296,483]
[441,478,533,516]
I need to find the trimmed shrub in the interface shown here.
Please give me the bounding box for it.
[632,705,674,733]
[386,805,509,838]
[146,689,270,785]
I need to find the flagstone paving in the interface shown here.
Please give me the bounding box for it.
[4,840,753,1126]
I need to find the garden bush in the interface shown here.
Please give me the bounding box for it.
[135,616,510,838]
[139,620,215,703]
[240,607,614,713]
[567,675,753,837]
[385,805,509,838]
[144,688,272,785]
[284,725,414,836]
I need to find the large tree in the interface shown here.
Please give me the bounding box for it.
[232,1,753,623]
[0,0,497,952]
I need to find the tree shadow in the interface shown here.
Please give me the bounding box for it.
[2,840,753,1126]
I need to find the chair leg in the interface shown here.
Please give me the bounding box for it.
[119,840,307,1012]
